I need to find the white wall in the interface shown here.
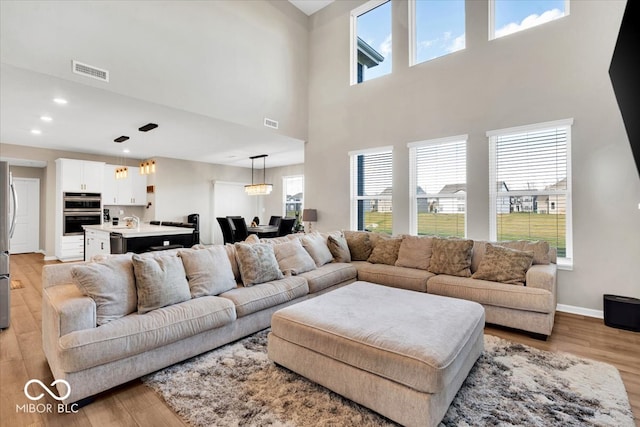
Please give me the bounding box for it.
[305,0,639,312]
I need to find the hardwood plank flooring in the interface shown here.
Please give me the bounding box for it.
[1,253,638,426]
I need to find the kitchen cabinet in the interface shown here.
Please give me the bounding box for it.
[58,235,84,261]
[84,228,110,260]
[103,165,147,206]
[57,158,105,193]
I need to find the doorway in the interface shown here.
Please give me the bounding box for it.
[10,178,40,254]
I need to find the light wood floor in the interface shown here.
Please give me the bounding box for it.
[1,253,638,426]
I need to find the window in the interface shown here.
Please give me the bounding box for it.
[409,0,465,66]
[350,0,392,85]
[349,147,393,233]
[487,119,573,265]
[283,175,303,218]
[490,0,569,40]
[408,135,467,237]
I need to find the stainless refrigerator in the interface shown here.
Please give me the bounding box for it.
[1,161,18,329]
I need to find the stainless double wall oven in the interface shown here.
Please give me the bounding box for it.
[63,192,102,235]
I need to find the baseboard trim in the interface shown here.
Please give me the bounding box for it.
[556,304,603,319]
[43,255,58,261]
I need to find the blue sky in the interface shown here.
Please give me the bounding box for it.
[358,0,566,82]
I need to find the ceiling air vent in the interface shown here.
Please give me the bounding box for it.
[72,60,109,82]
[264,117,279,129]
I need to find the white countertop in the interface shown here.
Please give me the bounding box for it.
[83,223,194,238]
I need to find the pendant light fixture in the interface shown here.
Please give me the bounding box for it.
[139,160,156,175]
[245,154,273,196]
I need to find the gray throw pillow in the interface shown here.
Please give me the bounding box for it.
[234,243,284,286]
[71,254,137,326]
[179,246,237,297]
[132,253,191,314]
[301,232,333,267]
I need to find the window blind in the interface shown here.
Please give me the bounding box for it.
[489,120,572,260]
[410,138,466,237]
[350,149,392,232]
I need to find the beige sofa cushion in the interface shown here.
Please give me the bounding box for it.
[179,246,237,297]
[471,243,534,286]
[327,235,351,263]
[301,232,334,267]
[395,235,433,270]
[428,238,474,277]
[71,254,137,326]
[218,276,309,318]
[57,296,236,372]
[352,261,434,293]
[273,239,317,275]
[343,231,373,261]
[367,237,402,265]
[234,243,284,286]
[132,254,191,314]
[299,262,358,293]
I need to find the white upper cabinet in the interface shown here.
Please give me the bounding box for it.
[103,165,147,206]
[57,158,105,193]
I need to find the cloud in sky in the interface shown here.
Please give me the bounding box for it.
[495,8,564,38]
[379,33,392,57]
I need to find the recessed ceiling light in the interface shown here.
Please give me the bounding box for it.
[123,149,130,153]
[53,98,68,105]
[40,115,53,122]
[31,129,42,135]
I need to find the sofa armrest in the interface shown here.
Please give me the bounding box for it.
[526,264,557,295]
[43,284,96,336]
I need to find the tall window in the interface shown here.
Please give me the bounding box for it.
[490,0,569,40]
[409,135,467,237]
[351,0,392,85]
[350,148,393,233]
[409,0,465,66]
[488,119,573,265]
[283,175,303,218]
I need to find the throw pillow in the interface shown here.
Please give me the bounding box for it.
[301,232,333,267]
[327,235,351,263]
[132,254,191,314]
[343,231,373,261]
[395,235,433,270]
[367,238,402,265]
[234,243,284,286]
[498,240,550,265]
[179,246,237,297]
[428,237,474,277]
[472,243,534,285]
[71,254,137,326]
[244,234,260,244]
[273,239,317,275]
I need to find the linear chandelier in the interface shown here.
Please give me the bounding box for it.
[245,154,272,196]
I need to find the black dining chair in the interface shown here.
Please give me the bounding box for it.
[231,217,249,242]
[216,217,235,244]
[276,217,296,237]
[269,215,282,226]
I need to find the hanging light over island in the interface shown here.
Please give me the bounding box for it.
[245,154,273,195]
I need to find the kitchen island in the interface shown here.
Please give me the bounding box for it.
[83,223,196,260]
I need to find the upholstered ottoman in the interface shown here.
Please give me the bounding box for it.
[267,281,485,427]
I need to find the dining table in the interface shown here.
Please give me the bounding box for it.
[247,225,279,237]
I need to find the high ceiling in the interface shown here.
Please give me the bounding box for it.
[0,1,325,169]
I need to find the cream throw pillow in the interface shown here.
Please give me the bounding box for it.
[234,243,284,286]
[71,254,137,326]
[395,235,433,270]
[179,246,237,297]
[367,238,402,265]
[472,243,534,285]
[132,254,191,314]
[301,232,333,267]
[428,238,474,277]
[274,239,317,275]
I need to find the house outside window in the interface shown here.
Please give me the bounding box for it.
[490,0,569,40]
[409,0,465,66]
[487,119,573,266]
[283,175,303,218]
[349,147,393,233]
[351,0,391,85]
[408,135,467,237]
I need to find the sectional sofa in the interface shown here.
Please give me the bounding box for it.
[42,230,556,405]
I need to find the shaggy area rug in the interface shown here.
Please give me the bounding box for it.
[142,330,634,426]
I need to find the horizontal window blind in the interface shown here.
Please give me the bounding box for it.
[411,138,466,237]
[350,149,392,233]
[489,121,572,260]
